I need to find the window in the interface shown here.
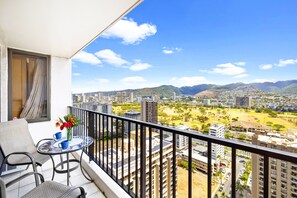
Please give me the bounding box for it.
[8,49,50,122]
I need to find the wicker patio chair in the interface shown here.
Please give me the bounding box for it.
[0,119,54,185]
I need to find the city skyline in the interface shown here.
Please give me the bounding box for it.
[72,0,297,93]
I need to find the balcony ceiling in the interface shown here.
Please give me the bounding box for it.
[0,0,142,58]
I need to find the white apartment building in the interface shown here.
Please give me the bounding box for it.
[209,123,225,162]
[176,125,189,150]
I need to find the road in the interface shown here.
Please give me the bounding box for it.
[222,156,247,196]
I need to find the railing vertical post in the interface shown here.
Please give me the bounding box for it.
[160,130,163,198]
[128,122,131,192]
[264,156,269,198]
[172,133,176,198]
[231,148,236,198]
[149,127,152,198]
[207,142,212,198]
[188,137,192,198]
[140,125,146,198]
[88,111,94,162]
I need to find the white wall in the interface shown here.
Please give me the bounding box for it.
[0,46,72,143]
[0,44,8,122]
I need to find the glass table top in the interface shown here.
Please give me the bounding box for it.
[37,136,94,155]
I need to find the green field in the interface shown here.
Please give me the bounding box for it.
[113,103,297,134]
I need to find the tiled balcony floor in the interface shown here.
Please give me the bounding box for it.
[1,154,105,198]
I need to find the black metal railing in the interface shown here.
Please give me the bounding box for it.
[69,106,297,198]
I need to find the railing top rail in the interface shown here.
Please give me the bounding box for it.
[69,106,297,163]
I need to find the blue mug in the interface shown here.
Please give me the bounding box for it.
[58,140,69,150]
[53,132,62,141]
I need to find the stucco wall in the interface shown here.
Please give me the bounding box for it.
[0,44,8,122]
[0,46,72,143]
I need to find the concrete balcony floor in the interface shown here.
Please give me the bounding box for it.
[1,154,105,198]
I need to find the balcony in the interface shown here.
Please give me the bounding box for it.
[56,106,297,198]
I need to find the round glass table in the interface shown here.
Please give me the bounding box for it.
[37,136,94,186]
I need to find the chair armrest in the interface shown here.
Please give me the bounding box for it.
[36,138,53,147]
[6,172,45,188]
[3,152,36,167]
[60,186,86,198]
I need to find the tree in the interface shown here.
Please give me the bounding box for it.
[225,132,231,139]
[238,133,247,140]
[236,181,244,197]
[273,124,285,131]
[268,111,278,118]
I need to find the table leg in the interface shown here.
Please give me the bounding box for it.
[50,155,55,181]
[80,149,93,182]
[67,153,70,186]
[60,154,64,169]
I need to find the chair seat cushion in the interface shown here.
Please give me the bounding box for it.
[21,181,82,198]
[7,151,50,166]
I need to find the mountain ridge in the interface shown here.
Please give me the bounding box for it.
[83,80,297,97]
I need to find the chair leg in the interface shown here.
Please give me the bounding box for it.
[32,163,39,186]
[0,160,5,176]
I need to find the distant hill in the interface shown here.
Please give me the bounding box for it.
[251,80,297,94]
[180,84,216,95]
[83,80,297,97]
[133,85,181,97]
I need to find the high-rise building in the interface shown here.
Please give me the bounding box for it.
[130,92,134,103]
[209,122,225,163]
[252,134,297,198]
[116,92,127,103]
[98,137,175,198]
[96,103,112,114]
[124,110,141,132]
[203,99,211,106]
[82,93,87,103]
[235,96,252,107]
[124,110,141,120]
[176,125,189,150]
[141,100,158,124]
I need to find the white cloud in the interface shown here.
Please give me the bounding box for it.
[162,47,182,55]
[95,78,109,83]
[259,64,273,70]
[120,76,159,89]
[72,73,81,76]
[212,62,246,76]
[121,76,147,84]
[276,59,297,67]
[72,51,101,65]
[162,50,174,54]
[129,60,152,71]
[234,62,246,66]
[169,76,209,87]
[233,74,249,78]
[102,18,157,45]
[95,49,129,66]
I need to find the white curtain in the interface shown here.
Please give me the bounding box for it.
[20,58,47,119]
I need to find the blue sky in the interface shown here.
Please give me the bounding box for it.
[72,0,297,93]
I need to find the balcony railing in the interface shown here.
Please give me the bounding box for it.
[69,106,297,198]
